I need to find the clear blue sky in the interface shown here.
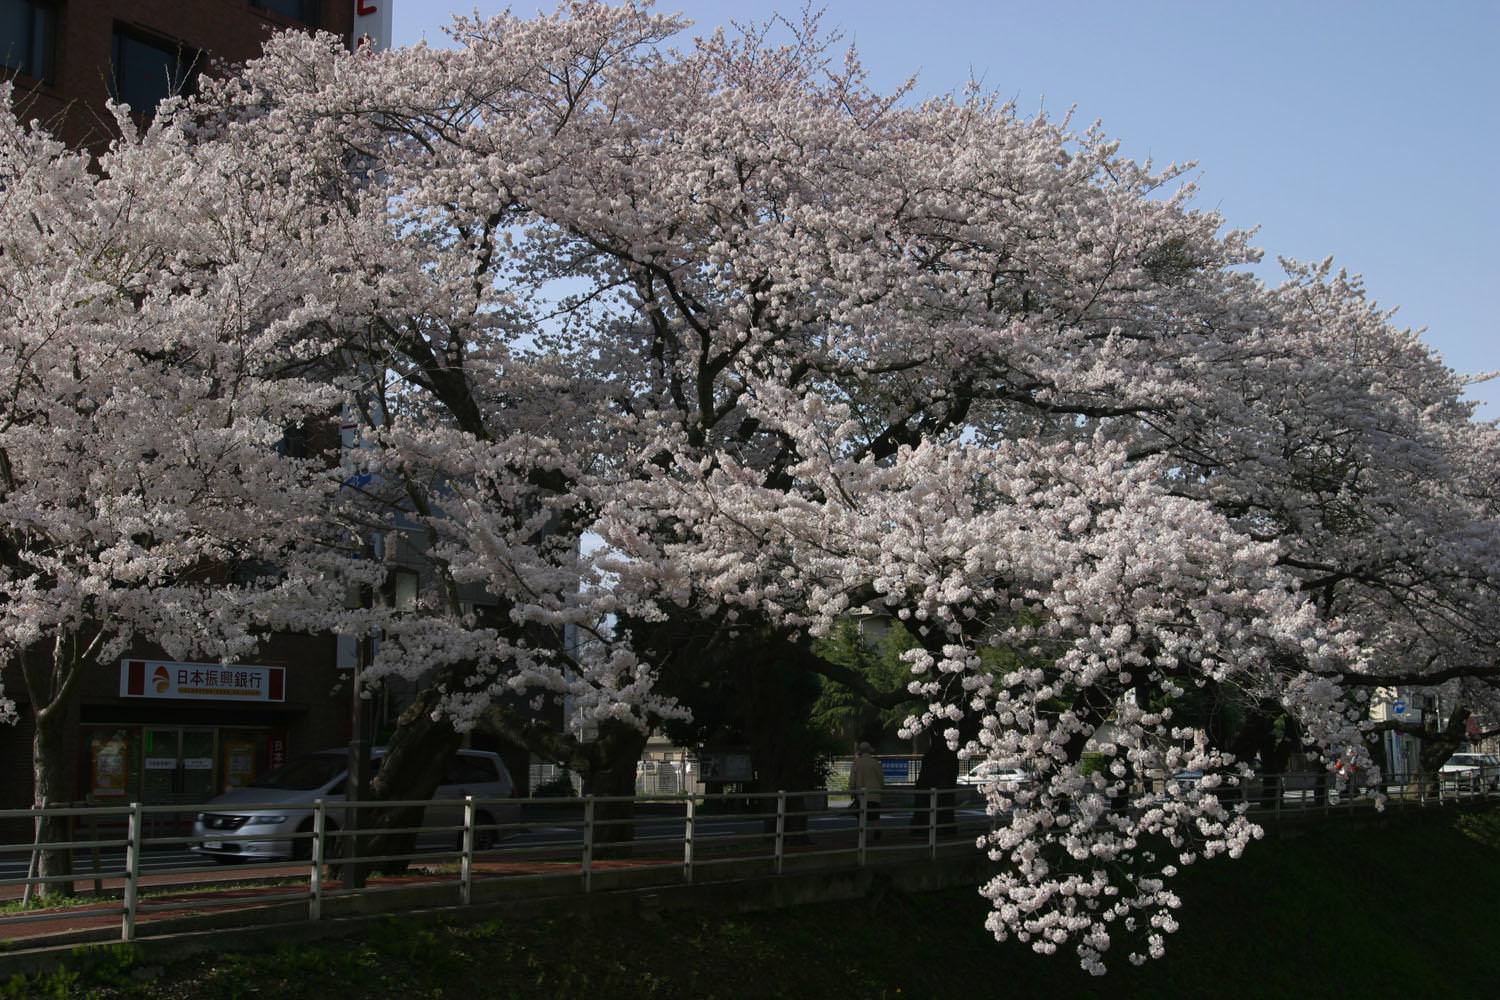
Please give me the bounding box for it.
[394,1,1498,416]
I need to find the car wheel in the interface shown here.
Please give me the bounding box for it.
[295,820,342,861]
[293,820,314,861]
[472,811,498,853]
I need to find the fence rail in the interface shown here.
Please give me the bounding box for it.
[2,767,1493,946]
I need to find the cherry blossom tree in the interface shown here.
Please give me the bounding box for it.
[176,6,704,851]
[0,88,357,890]
[11,1,1494,965]
[202,5,1499,966]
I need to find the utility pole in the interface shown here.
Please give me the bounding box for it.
[345,627,371,889]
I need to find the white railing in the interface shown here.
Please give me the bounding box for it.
[0,785,994,943]
[2,767,1494,945]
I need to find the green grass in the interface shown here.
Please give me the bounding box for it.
[10,807,1500,998]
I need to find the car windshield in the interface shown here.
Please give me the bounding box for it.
[249,753,352,790]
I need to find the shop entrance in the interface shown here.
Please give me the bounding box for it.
[140,728,218,805]
[84,725,284,807]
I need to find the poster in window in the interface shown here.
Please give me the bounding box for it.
[90,731,131,798]
[222,737,257,791]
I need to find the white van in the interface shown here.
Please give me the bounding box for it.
[191,748,515,863]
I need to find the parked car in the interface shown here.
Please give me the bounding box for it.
[192,748,515,863]
[1439,752,1500,791]
[957,762,1033,792]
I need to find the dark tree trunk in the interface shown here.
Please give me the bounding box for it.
[909,720,972,837]
[480,705,652,850]
[363,679,464,875]
[18,639,85,900]
[908,740,954,836]
[30,702,73,897]
[1416,707,1472,797]
[580,721,648,850]
[739,637,827,844]
[1230,701,1291,808]
[749,752,819,843]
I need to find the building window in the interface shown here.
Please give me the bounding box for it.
[252,0,319,26]
[111,27,200,115]
[0,0,55,83]
[392,569,419,609]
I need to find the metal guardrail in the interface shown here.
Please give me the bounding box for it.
[2,767,1494,944]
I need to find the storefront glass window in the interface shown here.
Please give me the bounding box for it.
[181,729,217,800]
[88,728,137,801]
[83,725,287,803]
[219,730,269,793]
[141,728,180,801]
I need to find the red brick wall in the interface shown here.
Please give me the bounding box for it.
[8,0,357,148]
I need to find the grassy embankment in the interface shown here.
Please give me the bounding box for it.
[7,807,1499,999]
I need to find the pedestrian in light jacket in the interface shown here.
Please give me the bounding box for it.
[849,741,884,840]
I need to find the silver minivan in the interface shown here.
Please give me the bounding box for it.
[191,748,516,863]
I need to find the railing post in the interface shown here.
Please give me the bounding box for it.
[122,802,142,942]
[88,803,103,896]
[857,790,867,867]
[928,787,938,860]
[461,795,475,906]
[775,791,786,876]
[310,798,325,921]
[1274,776,1283,821]
[683,796,695,884]
[582,796,595,893]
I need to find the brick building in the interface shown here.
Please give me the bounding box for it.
[0,1,393,820]
[2,1,369,149]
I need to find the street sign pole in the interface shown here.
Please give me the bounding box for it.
[346,631,371,890]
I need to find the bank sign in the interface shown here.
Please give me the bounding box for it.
[119,659,286,703]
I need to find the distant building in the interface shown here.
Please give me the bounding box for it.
[2,1,368,150]
[1370,686,1441,777]
[0,2,395,825]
